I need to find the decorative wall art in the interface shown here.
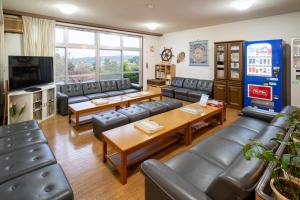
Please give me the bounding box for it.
[189,40,208,66]
[160,48,174,62]
[177,52,185,63]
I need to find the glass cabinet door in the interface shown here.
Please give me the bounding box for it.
[215,44,227,79]
[293,39,300,68]
[228,42,243,81]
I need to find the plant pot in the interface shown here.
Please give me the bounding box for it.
[270,178,289,200]
[283,169,300,186]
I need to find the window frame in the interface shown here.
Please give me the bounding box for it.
[55,26,143,84]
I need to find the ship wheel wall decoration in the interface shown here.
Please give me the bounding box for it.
[160,48,174,62]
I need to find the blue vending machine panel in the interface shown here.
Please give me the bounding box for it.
[244,39,284,112]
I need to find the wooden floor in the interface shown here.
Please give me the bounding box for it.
[39,97,241,200]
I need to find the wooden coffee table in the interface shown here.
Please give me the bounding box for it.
[102,103,224,184]
[68,91,162,130]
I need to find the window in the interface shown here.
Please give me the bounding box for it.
[67,48,96,82]
[55,26,142,84]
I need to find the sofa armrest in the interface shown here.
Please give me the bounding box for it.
[131,83,143,91]
[141,159,211,200]
[240,106,277,122]
[57,92,69,116]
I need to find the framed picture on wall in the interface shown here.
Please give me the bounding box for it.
[189,40,208,66]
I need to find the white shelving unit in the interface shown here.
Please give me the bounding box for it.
[291,38,300,108]
[8,84,56,124]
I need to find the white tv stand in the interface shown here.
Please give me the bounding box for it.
[8,84,56,124]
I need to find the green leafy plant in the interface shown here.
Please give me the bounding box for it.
[9,103,25,123]
[243,110,300,200]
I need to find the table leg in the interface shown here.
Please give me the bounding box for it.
[68,110,72,123]
[102,140,107,163]
[120,151,127,185]
[185,124,192,146]
[160,94,162,100]
[75,112,80,130]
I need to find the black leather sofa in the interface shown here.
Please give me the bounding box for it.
[161,77,213,102]
[141,106,298,200]
[0,120,73,200]
[57,78,142,115]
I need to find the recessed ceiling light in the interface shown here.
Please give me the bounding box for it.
[147,4,154,9]
[232,0,254,11]
[56,4,78,15]
[145,23,160,30]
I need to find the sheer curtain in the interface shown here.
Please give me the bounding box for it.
[22,16,55,56]
[0,0,5,113]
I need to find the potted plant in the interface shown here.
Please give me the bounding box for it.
[243,110,300,200]
[243,137,300,200]
[9,103,26,124]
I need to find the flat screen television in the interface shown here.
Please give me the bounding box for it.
[9,56,54,91]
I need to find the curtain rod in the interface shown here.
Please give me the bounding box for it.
[3,9,163,37]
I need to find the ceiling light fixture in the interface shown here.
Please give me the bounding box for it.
[56,4,78,15]
[145,23,160,30]
[232,0,254,11]
[147,4,154,9]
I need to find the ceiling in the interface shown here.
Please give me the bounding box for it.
[3,0,300,35]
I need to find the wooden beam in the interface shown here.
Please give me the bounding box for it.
[3,9,163,37]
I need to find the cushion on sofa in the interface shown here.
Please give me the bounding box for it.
[100,80,118,92]
[182,78,198,90]
[60,83,84,97]
[0,129,48,155]
[86,92,108,100]
[116,79,131,90]
[0,164,73,200]
[68,96,90,104]
[165,151,224,192]
[0,120,39,138]
[231,117,268,133]
[171,77,185,88]
[82,81,102,95]
[196,80,213,93]
[121,89,139,94]
[0,143,56,184]
[105,90,125,97]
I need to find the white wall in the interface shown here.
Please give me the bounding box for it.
[158,11,300,80]
[143,35,160,89]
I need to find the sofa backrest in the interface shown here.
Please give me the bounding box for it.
[196,80,213,93]
[183,78,198,90]
[171,77,185,88]
[82,81,102,95]
[116,79,131,90]
[100,80,118,92]
[61,83,83,97]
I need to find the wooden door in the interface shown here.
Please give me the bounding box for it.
[227,83,243,108]
[228,42,244,81]
[214,43,228,80]
[213,81,227,102]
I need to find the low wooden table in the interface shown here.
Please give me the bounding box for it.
[68,91,162,130]
[102,103,224,184]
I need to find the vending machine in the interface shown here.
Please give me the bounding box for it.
[244,39,285,112]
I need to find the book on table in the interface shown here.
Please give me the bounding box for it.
[91,98,109,105]
[134,119,164,135]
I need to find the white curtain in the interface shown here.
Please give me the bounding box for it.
[0,0,5,110]
[22,16,55,56]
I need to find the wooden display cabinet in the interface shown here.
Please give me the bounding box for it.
[214,40,244,109]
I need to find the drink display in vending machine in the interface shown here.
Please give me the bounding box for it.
[244,39,286,112]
